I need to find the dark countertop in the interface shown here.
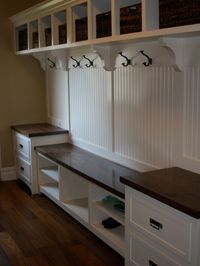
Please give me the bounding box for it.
[120,167,200,219]
[35,143,139,198]
[11,123,68,137]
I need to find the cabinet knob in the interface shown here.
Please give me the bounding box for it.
[150,218,163,230]
[20,166,24,171]
[149,259,158,266]
[19,144,24,149]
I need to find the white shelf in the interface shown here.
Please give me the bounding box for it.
[40,183,59,201]
[92,223,125,256]
[62,197,88,223]
[93,201,125,226]
[40,166,59,182]
[11,0,200,55]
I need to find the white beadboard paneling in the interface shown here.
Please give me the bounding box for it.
[46,68,69,129]
[114,66,175,168]
[183,66,200,162]
[69,68,112,151]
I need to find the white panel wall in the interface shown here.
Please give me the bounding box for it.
[183,66,200,162]
[46,39,200,174]
[69,67,112,151]
[46,68,69,129]
[114,66,175,168]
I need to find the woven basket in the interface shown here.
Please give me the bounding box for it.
[159,0,200,28]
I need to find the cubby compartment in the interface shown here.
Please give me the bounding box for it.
[72,2,88,42]
[53,10,67,45]
[90,184,125,255]
[38,154,59,200]
[16,24,28,51]
[29,20,39,49]
[92,0,111,39]
[159,0,200,29]
[115,0,142,35]
[59,167,89,222]
[40,15,52,47]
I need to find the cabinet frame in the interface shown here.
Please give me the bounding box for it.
[11,0,200,54]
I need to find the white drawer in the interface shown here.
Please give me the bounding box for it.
[128,232,180,266]
[127,190,193,260]
[16,157,31,184]
[14,133,30,160]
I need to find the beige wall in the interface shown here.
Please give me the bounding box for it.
[0,0,46,167]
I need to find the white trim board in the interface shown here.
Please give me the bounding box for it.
[1,167,16,181]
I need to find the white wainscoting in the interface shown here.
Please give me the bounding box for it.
[46,40,200,174]
[114,66,176,169]
[46,68,69,129]
[69,67,113,152]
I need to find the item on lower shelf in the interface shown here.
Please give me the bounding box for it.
[101,195,125,210]
[114,202,125,213]
[102,217,121,229]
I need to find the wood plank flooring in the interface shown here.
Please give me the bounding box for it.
[0,181,124,266]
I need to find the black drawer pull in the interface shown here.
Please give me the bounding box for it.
[149,260,158,266]
[19,144,24,149]
[150,218,163,230]
[20,166,24,171]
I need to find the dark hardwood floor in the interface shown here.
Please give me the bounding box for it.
[0,181,124,266]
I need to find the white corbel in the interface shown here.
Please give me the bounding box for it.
[32,52,46,71]
[159,37,185,72]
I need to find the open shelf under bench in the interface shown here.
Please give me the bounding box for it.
[36,143,139,257]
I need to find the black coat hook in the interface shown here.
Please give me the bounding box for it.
[119,52,131,67]
[70,56,82,68]
[82,55,95,67]
[47,58,56,68]
[140,50,152,67]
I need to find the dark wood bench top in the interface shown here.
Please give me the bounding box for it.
[121,167,200,219]
[35,143,139,198]
[11,123,68,137]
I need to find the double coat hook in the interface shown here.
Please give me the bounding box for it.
[82,55,96,68]
[70,56,82,68]
[119,50,153,67]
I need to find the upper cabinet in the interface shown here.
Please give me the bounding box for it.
[11,0,200,54]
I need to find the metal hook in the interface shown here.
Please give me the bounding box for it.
[82,55,95,68]
[70,56,82,68]
[119,52,131,67]
[140,50,152,67]
[47,58,56,68]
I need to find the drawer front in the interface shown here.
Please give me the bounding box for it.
[128,191,192,260]
[128,233,180,266]
[16,157,31,183]
[15,133,30,160]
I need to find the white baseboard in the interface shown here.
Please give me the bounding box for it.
[0,167,16,181]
